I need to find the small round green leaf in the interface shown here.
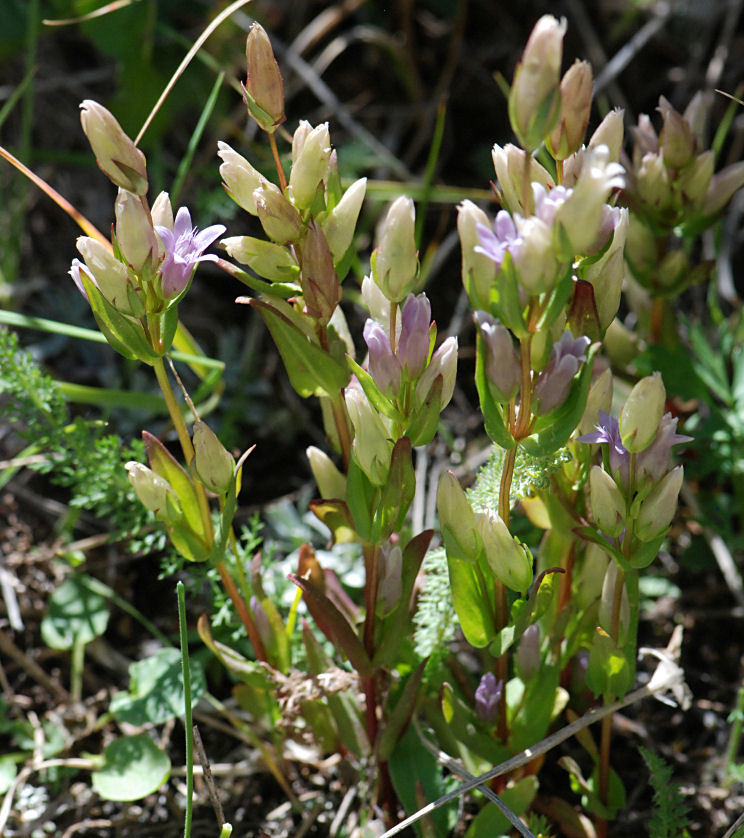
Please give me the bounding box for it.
[92,734,171,801]
[41,574,110,651]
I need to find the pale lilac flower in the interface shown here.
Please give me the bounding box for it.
[532,331,590,414]
[69,258,95,301]
[475,672,503,724]
[578,409,630,488]
[475,211,522,271]
[474,311,520,401]
[636,413,692,484]
[363,319,401,394]
[533,182,572,226]
[155,206,226,298]
[397,293,431,376]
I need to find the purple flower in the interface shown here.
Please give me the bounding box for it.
[578,410,630,488]
[474,211,522,271]
[533,182,572,226]
[474,311,520,401]
[533,331,591,415]
[475,672,503,724]
[155,206,226,298]
[397,293,431,376]
[363,319,401,395]
[636,413,692,484]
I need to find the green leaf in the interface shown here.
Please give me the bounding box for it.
[346,356,402,422]
[508,664,562,752]
[464,776,538,838]
[587,627,634,701]
[197,616,275,690]
[41,574,110,651]
[377,661,427,761]
[447,555,495,648]
[91,735,171,802]
[388,726,459,838]
[374,437,415,540]
[345,455,377,542]
[521,344,597,457]
[110,648,206,726]
[0,758,16,795]
[251,298,349,398]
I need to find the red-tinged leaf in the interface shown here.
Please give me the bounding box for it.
[309,499,358,544]
[374,437,415,540]
[289,572,373,677]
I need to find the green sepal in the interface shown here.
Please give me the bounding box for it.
[143,431,207,542]
[536,264,574,333]
[474,331,516,450]
[346,356,402,423]
[377,661,426,761]
[242,89,283,134]
[345,455,377,542]
[225,235,300,283]
[406,374,443,446]
[224,260,299,298]
[165,519,211,563]
[158,304,180,357]
[250,298,349,398]
[521,343,597,457]
[289,571,374,678]
[492,253,528,338]
[308,499,358,544]
[628,533,666,569]
[373,437,415,541]
[573,526,631,571]
[447,554,495,648]
[80,271,159,363]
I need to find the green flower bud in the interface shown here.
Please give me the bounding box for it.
[508,15,566,151]
[291,120,313,163]
[217,141,263,215]
[657,249,689,291]
[589,465,626,537]
[243,23,285,132]
[635,465,683,541]
[625,214,658,282]
[620,372,665,452]
[126,461,177,517]
[492,143,554,215]
[254,181,303,243]
[192,420,235,495]
[588,108,625,162]
[702,161,744,217]
[221,235,298,282]
[636,152,672,211]
[76,236,133,314]
[678,150,714,208]
[289,122,331,210]
[548,59,593,161]
[372,196,418,302]
[151,191,174,231]
[477,509,533,592]
[457,201,497,310]
[115,189,158,276]
[658,96,695,170]
[583,208,628,330]
[598,561,630,638]
[306,446,347,499]
[436,470,481,561]
[321,177,367,262]
[575,543,610,609]
[79,100,147,194]
[579,366,613,436]
[345,386,392,486]
[361,274,390,325]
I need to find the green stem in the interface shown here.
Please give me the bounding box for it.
[70,635,85,704]
[177,582,194,838]
[725,686,744,787]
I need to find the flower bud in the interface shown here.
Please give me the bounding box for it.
[398,293,432,377]
[620,372,665,452]
[533,331,590,415]
[151,191,174,231]
[321,177,367,262]
[376,544,402,616]
[345,386,392,486]
[474,311,520,402]
[636,152,672,211]
[636,414,692,485]
[515,624,541,681]
[683,91,707,147]
[548,60,593,161]
[475,672,503,724]
[631,113,659,161]
[578,367,613,435]
[589,108,624,162]
[583,207,628,329]
[192,420,235,495]
[513,216,559,294]
[79,100,147,194]
[658,96,695,170]
[254,181,303,243]
[221,235,298,282]
[306,446,347,499]
[243,23,285,132]
[457,201,497,309]
[589,466,626,537]
[508,15,566,151]
[291,120,313,163]
[115,189,158,275]
[415,336,457,410]
[477,508,533,591]
[361,274,390,325]
[635,465,683,541]
[373,196,418,302]
[678,150,714,208]
[625,213,658,280]
[702,161,744,217]
[657,249,689,290]
[436,470,480,561]
[575,543,610,609]
[297,221,341,323]
[598,561,630,638]
[76,236,132,314]
[289,122,331,210]
[363,319,401,395]
[126,461,176,517]
[217,141,263,215]
[492,143,554,214]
